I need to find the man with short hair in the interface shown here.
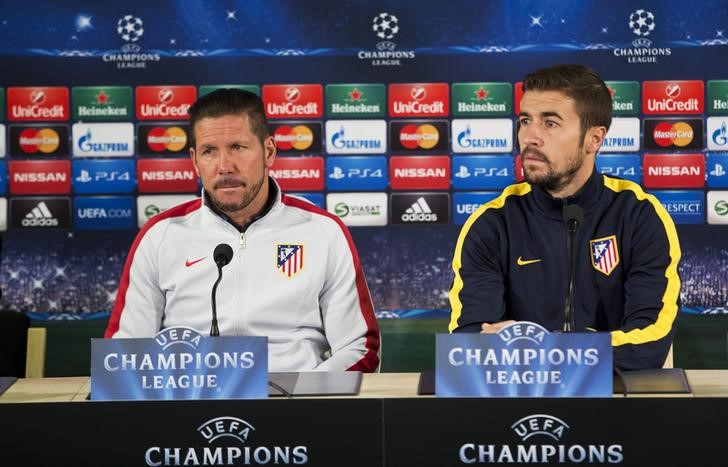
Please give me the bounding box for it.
[106,89,380,372]
[449,64,680,369]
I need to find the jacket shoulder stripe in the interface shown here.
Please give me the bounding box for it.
[448,183,531,333]
[603,176,682,347]
[104,198,202,338]
[281,195,380,371]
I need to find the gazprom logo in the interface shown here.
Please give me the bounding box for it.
[325,120,386,154]
[600,118,639,152]
[707,117,728,150]
[72,123,134,157]
[451,119,512,153]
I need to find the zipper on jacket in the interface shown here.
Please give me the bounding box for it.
[239,232,246,248]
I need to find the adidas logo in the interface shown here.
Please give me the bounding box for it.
[401,196,438,222]
[22,201,59,227]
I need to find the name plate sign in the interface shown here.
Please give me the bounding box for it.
[91,327,268,400]
[436,322,612,397]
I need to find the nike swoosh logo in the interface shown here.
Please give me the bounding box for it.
[185,257,207,267]
[517,256,542,266]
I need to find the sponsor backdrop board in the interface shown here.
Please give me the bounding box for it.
[0,0,727,321]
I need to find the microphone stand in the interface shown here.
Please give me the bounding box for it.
[562,204,583,333]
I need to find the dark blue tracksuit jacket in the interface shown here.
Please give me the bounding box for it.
[449,170,681,370]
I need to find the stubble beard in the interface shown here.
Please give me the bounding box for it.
[208,175,265,215]
[522,146,584,194]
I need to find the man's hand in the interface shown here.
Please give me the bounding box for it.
[480,320,517,334]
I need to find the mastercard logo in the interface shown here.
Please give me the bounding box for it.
[147,126,188,152]
[653,121,694,147]
[18,128,60,154]
[399,124,440,149]
[274,125,314,150]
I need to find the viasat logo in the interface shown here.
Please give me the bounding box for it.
[399,124,439,149]
[273,125,314,151]
[147,126,188,152]
[18,128,60,154]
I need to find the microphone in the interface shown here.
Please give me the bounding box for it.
[562,204,583,333]
[210,243,234,337]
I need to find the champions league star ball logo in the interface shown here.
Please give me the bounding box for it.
[628,9,655,37]
[117,14,144,42]
[372,12,399,40]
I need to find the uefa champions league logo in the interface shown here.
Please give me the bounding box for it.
[628,9,655,37]
[372,12,399,40]
[117,15,144,42]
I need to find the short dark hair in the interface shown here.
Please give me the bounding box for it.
[522,64,612,138]
[187,88,271,147]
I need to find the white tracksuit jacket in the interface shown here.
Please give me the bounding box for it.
[106,183,380,372]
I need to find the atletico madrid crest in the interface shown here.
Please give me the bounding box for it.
[276,244,304,278]
[590,235,620,276]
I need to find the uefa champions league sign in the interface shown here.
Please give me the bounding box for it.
[91,327,268,400]
[436,322,612,397]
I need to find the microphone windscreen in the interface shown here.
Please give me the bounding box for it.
[213,243,234,267]
[562,204,584,224]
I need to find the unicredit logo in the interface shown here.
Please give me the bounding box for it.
[158,88,174,104]
[410,86,427,101]
[643,80,704,114]
[284,87,300,102]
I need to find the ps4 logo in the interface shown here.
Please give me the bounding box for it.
[454,165,509,178]
[75,169,132,183]
[328,166,384,180]
[599,166,637,177]
[710,163,726,177]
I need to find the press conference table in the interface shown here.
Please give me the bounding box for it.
[2,372,728,466]
[1,370,728,402]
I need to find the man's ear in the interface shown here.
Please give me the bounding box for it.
[264,136,276,168]
[585,126,607,154]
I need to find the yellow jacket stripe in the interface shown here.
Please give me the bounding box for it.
[604,177,682,347]
[448,183,532,332]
